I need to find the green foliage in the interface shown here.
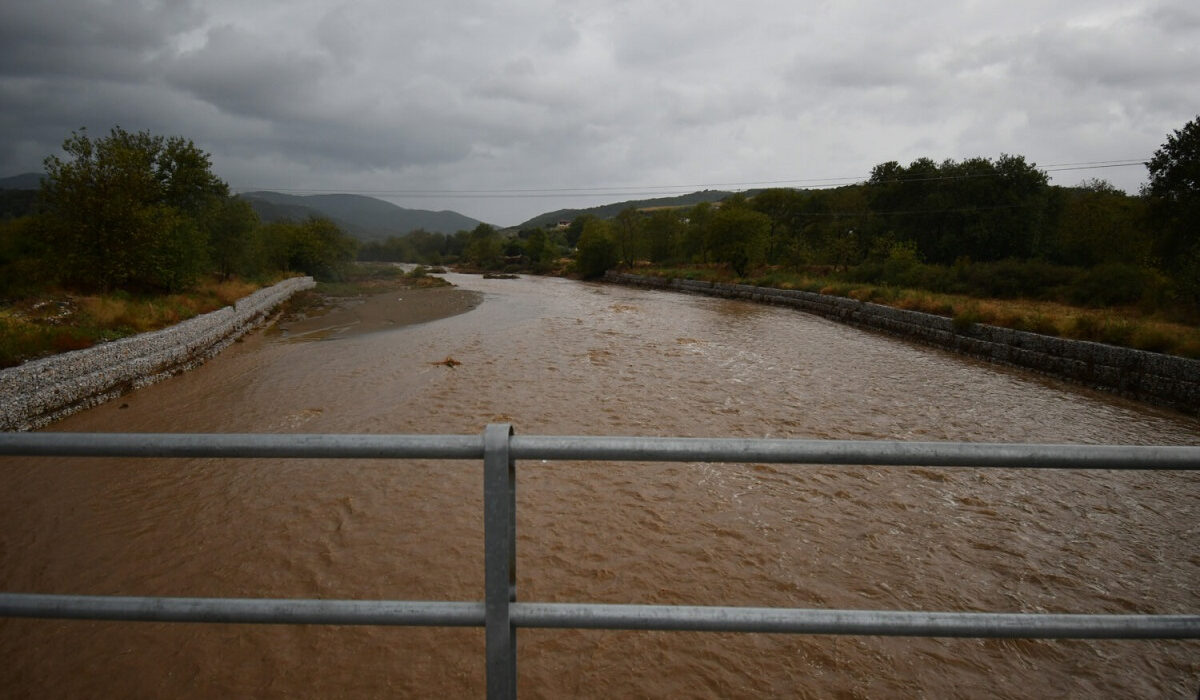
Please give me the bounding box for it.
[0,216,52,297]
[358,235,418,263]
[1146,115,1200,242]
[205,196,259,279]
[465,223,502,269]
[264,217,357,281]
[643,209,685,264]
[1065,263,1165,307]
[866,155,1050,264]
[574,218,617,279]
[750,187,806,263]
[566,215,594,248]
[0,189,38,219]
[611,207,644,265]
[950,259,1073,299]
[516,227,567,271]
[708,203,771,276]
[1052,180,1151,266]
[683,201,713,262]
[39,127,229,292]
[1145,115,1200,306]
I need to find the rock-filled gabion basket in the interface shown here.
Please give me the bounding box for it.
[0,277,315,431]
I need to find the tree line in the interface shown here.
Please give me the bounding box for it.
[0,127,358,298]
[7,118,1196,314]
[313,114,1200,316]
[563,117,1200,312]
[357,222,570,273]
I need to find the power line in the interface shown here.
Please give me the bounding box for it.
[234,159,1146,200]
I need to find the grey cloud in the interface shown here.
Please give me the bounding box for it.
[1,0,1197,224]
[1148,4,1200,34]
[166,25,332,121]
[0,0,200,80]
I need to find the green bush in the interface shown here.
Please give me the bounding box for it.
[953,259,1074,299]
[952,306,983,333]
[1066,263,1161,307]
[574,220,618,279]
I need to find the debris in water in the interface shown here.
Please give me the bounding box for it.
[432,356,462,368]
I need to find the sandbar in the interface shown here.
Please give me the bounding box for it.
[273,286,483,342]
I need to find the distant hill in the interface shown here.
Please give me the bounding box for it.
[0,173,43,218]
[240,191,485,240]
[0,172,44,190]
[516,190,745,229]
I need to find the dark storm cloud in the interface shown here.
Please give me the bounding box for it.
[1,0,1198,223]
[167,24,332,122]
[0,0,200,80]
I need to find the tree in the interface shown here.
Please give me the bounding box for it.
[574,218,617,279]
[523,228,551,266]
[750,188,805,264]
[612,207,644,266]
[707,202,771,276]
[566,215,594,248]
[0,215,50,297]
[465,223,502,269]
[865,155,1050,263]
[643,209,685,263]
[40,127,229,291]
[1051,180,1150,267]
[683,201,713,262]
[206,196,260,279]
[1145,116,1200,270]
[261,217,356,281]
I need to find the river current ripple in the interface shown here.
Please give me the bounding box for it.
[2,273,1198,698]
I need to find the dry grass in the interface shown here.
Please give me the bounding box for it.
[0,276,267,368]
[636,265,1200,359]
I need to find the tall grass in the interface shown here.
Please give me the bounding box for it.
[633,265,1200,359]
[0,276,266,368]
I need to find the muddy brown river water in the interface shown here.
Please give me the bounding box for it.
[2,273,1198,698]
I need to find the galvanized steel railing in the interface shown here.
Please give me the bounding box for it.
[2,425,1199,699]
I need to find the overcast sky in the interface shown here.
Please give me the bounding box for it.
[2,1,1198,226]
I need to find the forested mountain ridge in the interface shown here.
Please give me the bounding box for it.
[239,191,485,240]
[0,173,44,190]
[516,190,742,229]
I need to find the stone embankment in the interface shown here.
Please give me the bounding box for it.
[0,276,315,431]
[605,272,1200,414]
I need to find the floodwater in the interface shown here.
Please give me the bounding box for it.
[1,273,1198,698]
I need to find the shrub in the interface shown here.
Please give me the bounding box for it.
[574,220,618,279]
[952,306,984,333]
[1130,326,1174,353]
[1067,264,1162,307]
[954,259,1075,299]
[1069,315,1103,340]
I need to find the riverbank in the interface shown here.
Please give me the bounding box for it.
[271,285,483,342]
[605,271,1200,414]
[0,277,314,431]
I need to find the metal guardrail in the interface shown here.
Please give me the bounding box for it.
[2,425,1199,698]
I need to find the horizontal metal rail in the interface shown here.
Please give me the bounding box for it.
[3,426,1199,699]
[0,593,485,627]
[0,432,483,459]
[3,432,1198,469]
[2,594,1196,640]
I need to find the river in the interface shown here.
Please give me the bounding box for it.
[2,273,1198,698]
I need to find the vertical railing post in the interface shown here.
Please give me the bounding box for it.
[484,423,516,699]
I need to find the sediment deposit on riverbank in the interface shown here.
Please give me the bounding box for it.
[0,277,315,431]
[272,286,483,342]
[605,272,1200,414]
